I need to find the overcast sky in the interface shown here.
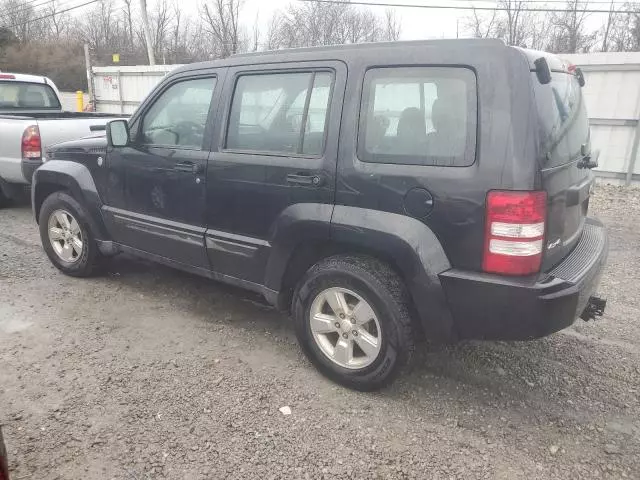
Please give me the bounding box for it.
[155,0,614,43]
[175,0,478,41]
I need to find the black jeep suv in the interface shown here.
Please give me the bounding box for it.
[32,40,608,390]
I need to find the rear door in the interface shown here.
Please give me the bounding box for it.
[533,67,593,269]
[205,62,346,284]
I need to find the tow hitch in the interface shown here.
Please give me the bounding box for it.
[580,295,607,321]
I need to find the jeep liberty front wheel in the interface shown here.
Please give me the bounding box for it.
[293,255,415,391]
[39,191,102,277]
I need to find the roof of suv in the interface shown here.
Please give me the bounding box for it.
[173,38,511,74]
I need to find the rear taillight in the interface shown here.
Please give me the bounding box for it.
[21,125,41,161]
[483,190,547,276]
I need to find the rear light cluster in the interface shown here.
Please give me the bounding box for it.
[483,190,547,276]
[21,125,42,161]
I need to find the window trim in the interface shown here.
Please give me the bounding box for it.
[134,75,218,151]
[222,68,336,159]
[356,65,478,167]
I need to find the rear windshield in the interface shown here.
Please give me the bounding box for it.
[0,81,61,110]
[533,72,589,167]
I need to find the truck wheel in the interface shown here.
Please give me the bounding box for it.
[292,255,415,391]
[39,191,102,277]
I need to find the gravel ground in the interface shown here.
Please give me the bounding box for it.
[1,184,639,479]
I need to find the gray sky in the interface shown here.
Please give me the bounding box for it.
[176,0,471,41]
[240,0,464,39]
[159,0,615,44]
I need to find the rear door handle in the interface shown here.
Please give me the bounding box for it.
[286,174,323,186]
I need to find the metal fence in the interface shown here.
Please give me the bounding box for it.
[563,52,640,185]
[92,65,181,114]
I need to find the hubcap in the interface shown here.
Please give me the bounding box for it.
[48,209,83,263]
[309,287,382,369]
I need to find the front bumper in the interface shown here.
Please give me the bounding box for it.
[439,217,609,341]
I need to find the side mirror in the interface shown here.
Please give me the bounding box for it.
[106,119,130,148]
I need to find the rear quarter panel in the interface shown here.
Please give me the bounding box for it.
[0,116,32,183]
[336,44,538,272]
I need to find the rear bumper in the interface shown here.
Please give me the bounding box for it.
[439,217,608,341]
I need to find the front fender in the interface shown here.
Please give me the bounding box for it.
[32,160,109,240]
[330,206,455,342]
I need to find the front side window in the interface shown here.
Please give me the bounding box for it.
[359,67,477,166]
[226,71,333,156]
[141,77,216,149]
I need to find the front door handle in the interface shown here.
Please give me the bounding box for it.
[174,161,204,174]
[286,174,323,186]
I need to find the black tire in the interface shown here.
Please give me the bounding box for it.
[39,191,102,277]
[292,255,415,391]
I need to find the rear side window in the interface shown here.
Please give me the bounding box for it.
[226,71,333,156]
[358,67,477,166]
[533,72,589,167]
[0,81,61,109]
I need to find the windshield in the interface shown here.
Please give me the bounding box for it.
[0,81,61,110]
[533,72,589,167]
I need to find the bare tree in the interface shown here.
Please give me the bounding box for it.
[77,0,128,52]
[251,12,260,52]
[500,0,528,47]
[547,0,598,53]
[201,0,243,58]
[268,1,399,49]
[42,1,72,41]
[465,2,530,47]
[136,0,173,60]
[1,0,39,43]
[527,14,553,50]
[122,0,136,49]
[466,8,499,39]
[600,3,640,51]
[383,9,401,41]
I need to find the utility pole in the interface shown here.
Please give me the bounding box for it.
[139,0,156,66]
[83,43,94,111]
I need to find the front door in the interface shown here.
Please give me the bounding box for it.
[103,72,223,270]
[205,62,346,285]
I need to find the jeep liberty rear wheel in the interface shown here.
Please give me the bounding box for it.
[39,191,102,277]
[292,255,415,391]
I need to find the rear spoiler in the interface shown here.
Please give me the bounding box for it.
[533,57,585,87]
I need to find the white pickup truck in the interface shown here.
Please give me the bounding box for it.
[0,72,125,207]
